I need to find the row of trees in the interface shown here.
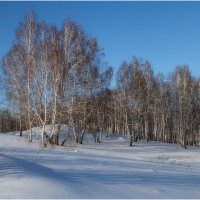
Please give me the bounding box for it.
[96,58,200,148]
[1,11,200,148]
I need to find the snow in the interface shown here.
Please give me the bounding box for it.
[1,128,200,198]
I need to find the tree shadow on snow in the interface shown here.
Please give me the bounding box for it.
[1,152,200,188]
[0,153,68,182]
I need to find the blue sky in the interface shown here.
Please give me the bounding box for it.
[1,1,200,87]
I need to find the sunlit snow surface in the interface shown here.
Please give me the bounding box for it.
[1,127,200,199]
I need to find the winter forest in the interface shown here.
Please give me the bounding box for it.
[1,11,200,149]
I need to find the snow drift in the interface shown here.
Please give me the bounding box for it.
[1,127,200,198]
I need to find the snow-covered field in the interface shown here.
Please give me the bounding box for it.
[1,128,200,199]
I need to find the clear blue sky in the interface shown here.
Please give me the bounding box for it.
[1,1,200,87]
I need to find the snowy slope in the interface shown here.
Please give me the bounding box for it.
[1,129,200,198]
